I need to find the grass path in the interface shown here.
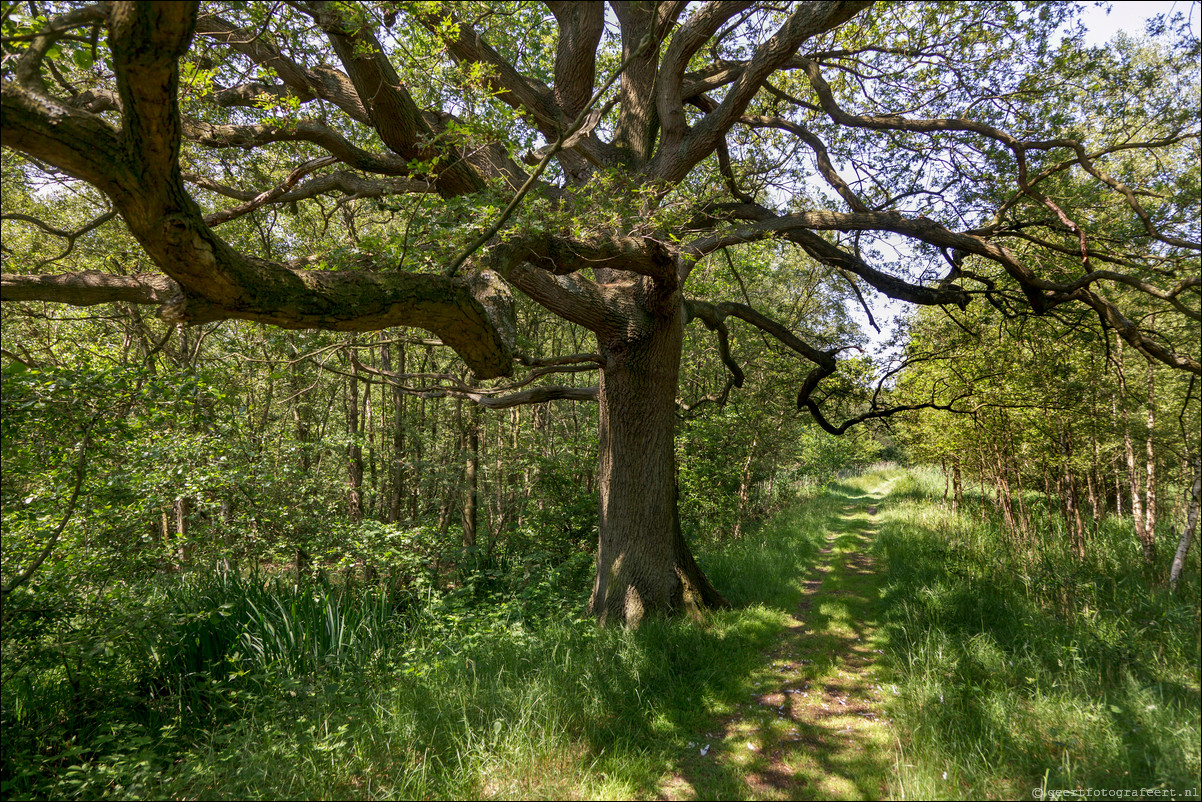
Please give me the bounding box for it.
[660,477,897,800]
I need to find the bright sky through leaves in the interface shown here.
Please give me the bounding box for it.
[1078,0,1200,45]
[846,0,1200,363]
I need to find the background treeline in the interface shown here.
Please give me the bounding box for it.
[894,295,1200,586]
[0,264,883,593]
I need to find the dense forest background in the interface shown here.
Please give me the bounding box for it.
[1,0,1199,798]
[0,227,883,584]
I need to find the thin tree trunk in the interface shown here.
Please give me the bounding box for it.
[363,369,375,516]
[1004,423,1030,535]
[1085,402,1101,525]
[288,338,313,473]
[1085,470,1099,526]
[733,433,758,538]
[491,415,504,541]
[381,338,407,522]
[412,398,424,520]
[994,445,1017,537]
[296,546,311,586]
[1042,460,1054,519]
[763,455,779,513]
[1170,455,1201,590]
[1087,383,1103,524]
[1175,455,1189,530]
[175,496,191,566]
[346,357,364,522]
[219,498,233,573]
[952,458,963,514]
[508,407,522,534]
[1118,337,1154,563]
[978,445,989,523]
[1061,422,1086,559]
[1114,454,1124,518]
[438,470,461,538]
[463,403,480,549]
[1123,386,1151,561]
[424,366,439,517]
[1144,359,1158,544]
[941,458,950,509]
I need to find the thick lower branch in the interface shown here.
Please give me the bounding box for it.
[3,4,518,379]
[187,170,432,215]
[1,271,177,306]
[325,359,598,409]
[1,268,517,379]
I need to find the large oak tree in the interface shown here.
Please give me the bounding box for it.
[3,1,1198,624]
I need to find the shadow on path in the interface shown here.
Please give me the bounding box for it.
[660,480,896,801]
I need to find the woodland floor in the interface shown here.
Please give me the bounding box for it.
[658,478,898,801]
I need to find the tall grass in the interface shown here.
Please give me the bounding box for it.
[161,573,396,676]
[1,573,402,797]
[877,467,1201,799]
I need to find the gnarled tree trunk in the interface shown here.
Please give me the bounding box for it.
[588,303,727,625]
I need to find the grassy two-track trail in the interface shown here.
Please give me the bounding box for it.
[653,469,1198,801]
[659,476,899,801]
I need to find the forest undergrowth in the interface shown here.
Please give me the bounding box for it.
[1,467,1199,800]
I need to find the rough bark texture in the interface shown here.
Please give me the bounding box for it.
[589,299,728,625]
[1,271,177,305]
[610,1,661,164]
